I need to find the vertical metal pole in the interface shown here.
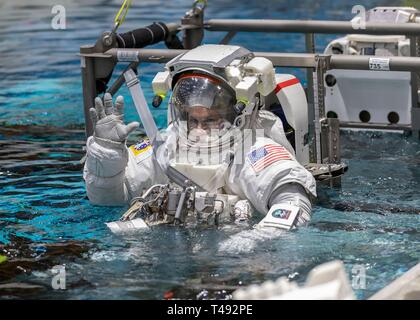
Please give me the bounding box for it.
[320,118,342,187]
[320,118,340,164]
[315,55,341,187]
[305,33,316,163]
[81,55,97,138]
[313,55,328,164]
[410,36,420,138]
[183,23,204,49]
[182,4,205,49]
[313,56,321,164]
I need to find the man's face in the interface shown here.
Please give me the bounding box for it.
[187,106,225,133]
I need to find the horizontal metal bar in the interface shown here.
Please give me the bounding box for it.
[165,22,182,33]
[205,19,420,35]
[105,49,316,67]
[330,55,420,71]
[106,49,420,71]
[339,121,411,131]
[257,52,316,68]
[106,49,186,63]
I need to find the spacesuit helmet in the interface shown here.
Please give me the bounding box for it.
[171,71,236,131]
[153,44,277,149]
[170,71,237,138]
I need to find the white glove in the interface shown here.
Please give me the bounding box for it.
[233,200,253,224]
[89,93,139,148]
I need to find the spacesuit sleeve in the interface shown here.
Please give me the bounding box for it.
[228,137,316,215]
[83,136,166,206]
[268,183,312,226]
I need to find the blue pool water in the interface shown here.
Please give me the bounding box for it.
[0,0,419,299]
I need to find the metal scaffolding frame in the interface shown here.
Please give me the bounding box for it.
[204,18,420,140]
[80,7,420,177]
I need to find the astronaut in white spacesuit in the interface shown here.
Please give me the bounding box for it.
[83,45,316,230]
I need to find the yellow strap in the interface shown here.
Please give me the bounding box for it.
[193,0,207,9]
[114,0,132,29]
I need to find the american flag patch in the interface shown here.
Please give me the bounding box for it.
[247,144,292,173]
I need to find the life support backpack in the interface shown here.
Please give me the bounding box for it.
[262,74,310,165]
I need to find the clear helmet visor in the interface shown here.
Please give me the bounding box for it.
[167,73,246,168]
[170,74,237,138]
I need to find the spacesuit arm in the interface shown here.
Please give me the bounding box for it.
[83,136,167,206]
[257,183,312,230]
[83,94,166,206]
[227,137,316,230]
[83,136,130,206]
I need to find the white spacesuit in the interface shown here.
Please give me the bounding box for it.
[83,45,316,230]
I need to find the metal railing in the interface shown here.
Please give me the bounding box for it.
[199,18,420,141]
[103,48,420,71]
[80,10,420,167]
[204,19,420,35]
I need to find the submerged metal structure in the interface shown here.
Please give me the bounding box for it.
[79,2,420,184]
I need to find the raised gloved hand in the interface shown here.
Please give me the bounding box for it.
[89,93,139,148]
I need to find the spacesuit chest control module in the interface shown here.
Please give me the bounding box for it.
[83,44,317,232]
